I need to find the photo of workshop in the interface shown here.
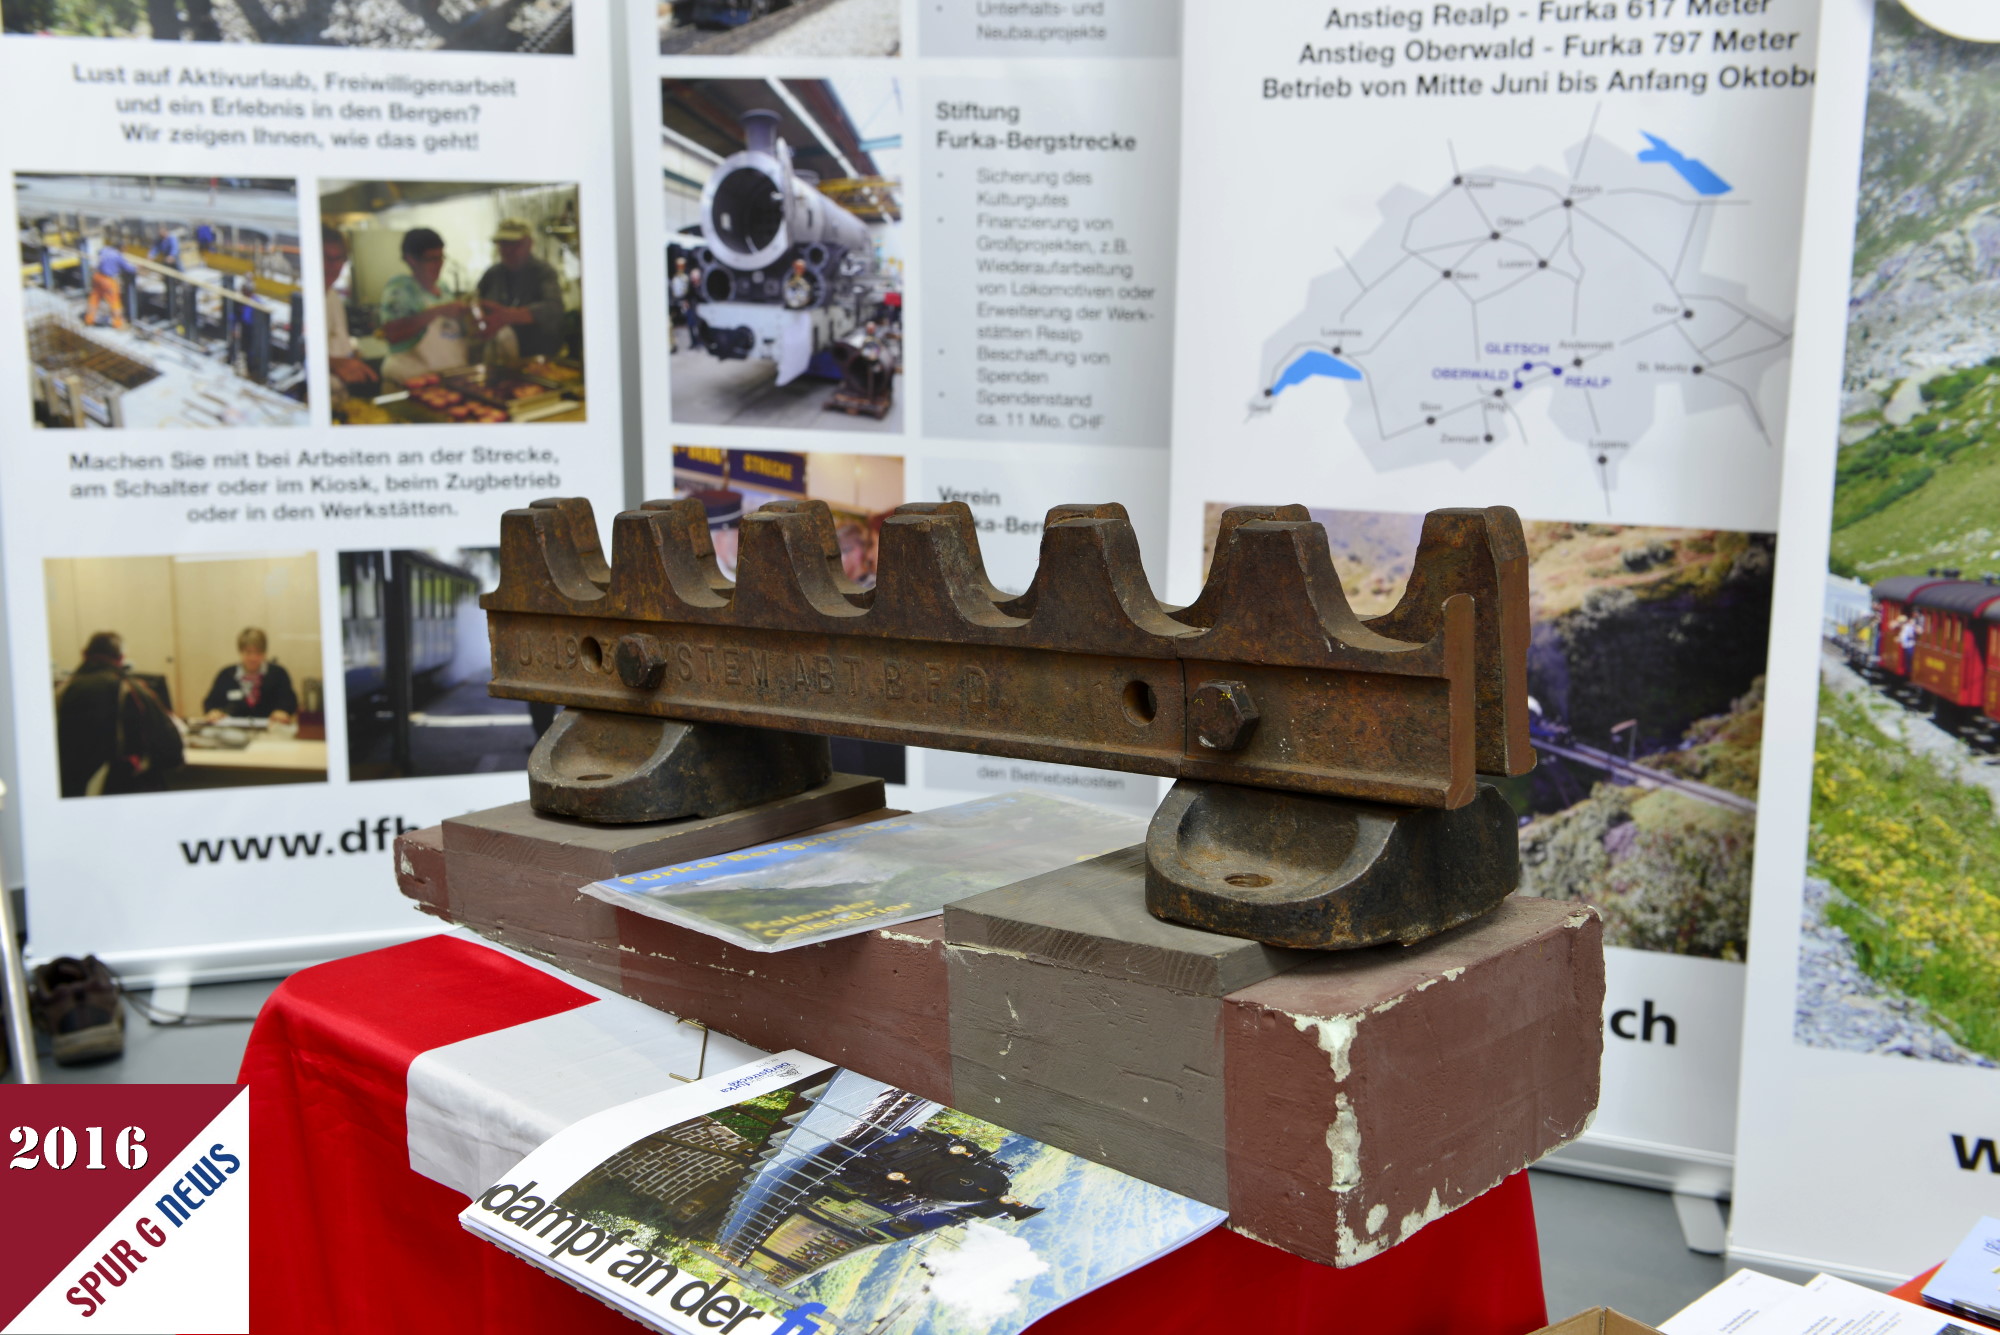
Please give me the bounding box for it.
[45,550,327,795]
[339,545,547,782]
[1,0,575,52]
[321,178,585,425]
[658,0,896,57]
[16,173,308,429]
[670,443,906,781]
[664,77,903,434]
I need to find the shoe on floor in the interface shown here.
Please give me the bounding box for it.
[29,955,125,1065]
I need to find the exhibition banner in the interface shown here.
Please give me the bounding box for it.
[1730,0,2000,1282]
[620,0,1183,813]
[1166,0,1820,1193]
[0,0,624,979]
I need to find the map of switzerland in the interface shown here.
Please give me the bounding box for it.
[1252,128,1791,494]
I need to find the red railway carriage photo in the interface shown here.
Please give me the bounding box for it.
[1987,619,2000,722]
[1869,574,1951,678]
[1859,571,2000,742]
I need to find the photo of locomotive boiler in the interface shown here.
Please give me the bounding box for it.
[1203,506,1775,961]
[663,77,903,434]
[16,174,308,429]
[1796,2,2000,1069]
[339,547,544,782]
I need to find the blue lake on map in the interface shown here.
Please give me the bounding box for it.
[1272,349,1363,395]
[1636,133,1731,196]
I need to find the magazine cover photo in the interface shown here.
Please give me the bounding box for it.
[472,1065,1222,1335]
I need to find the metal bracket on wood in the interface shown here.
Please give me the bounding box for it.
[483,495,1536,949]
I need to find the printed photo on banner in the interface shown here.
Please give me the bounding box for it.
[1203,504,1774,960]
[1,0,574,52]
[320,178,584,425]
[1802,0,2000,1071]
[16,173,308,429]
[671,443,905,783]
[339,546,547,782]
[658,0,898,57]
[45,550,327,797]
[663,77,904,435]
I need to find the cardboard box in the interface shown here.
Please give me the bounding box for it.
[1536,1310,1665,1335]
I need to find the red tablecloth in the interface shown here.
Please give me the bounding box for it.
[241,934,1550,1334]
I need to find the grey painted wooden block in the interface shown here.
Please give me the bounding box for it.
[403,797,1607,1271]
[943,849,1304,1206]
[947,942,1230,1206]
[944,844,1309,996]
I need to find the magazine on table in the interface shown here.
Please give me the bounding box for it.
[1923,1217,2000,1330]
[1659,1268,1807,1334]
[1663,1269,1989,1335]
[460,1051,1225,1335]
[578,790,1145,951]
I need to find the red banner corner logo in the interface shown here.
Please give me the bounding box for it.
[1,1085,247,1334]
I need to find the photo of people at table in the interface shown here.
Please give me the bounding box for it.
[320,179,585,425]
[45,551,327,796]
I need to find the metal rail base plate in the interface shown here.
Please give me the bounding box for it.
[527,708,832,824]
[1144,779,1521,950]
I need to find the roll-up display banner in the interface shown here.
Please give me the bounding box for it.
[621,0,1184,814]
[0,0,624,982]
[1732,0,2000,1282]
[1167,0,1821,1202]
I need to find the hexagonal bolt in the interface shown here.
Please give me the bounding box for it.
[615,633,668,691]
[1190,679,1259,752]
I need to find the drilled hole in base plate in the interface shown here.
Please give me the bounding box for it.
[1121,679,1158,725]
[1224,872,1273,888]
[576,772,614,782]
[579,636,603,671]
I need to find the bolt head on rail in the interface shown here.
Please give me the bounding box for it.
[615,633,668,691]
[1190,680,1259,753]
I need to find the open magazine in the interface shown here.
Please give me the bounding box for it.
[460,1052,1224,1335]
[578,791,1145,951]
[1662,1269,1990,1335]
[1924,1217,2000,1329]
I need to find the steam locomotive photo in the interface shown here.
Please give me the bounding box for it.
[712,1074,1040,1288]
[1848,570,2000,747]
[682,108,881,386]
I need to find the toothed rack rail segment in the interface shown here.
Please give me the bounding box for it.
[481,496,1534,810]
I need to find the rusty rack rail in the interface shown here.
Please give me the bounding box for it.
[482,496,1536,949]
[485,497,1532,809]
